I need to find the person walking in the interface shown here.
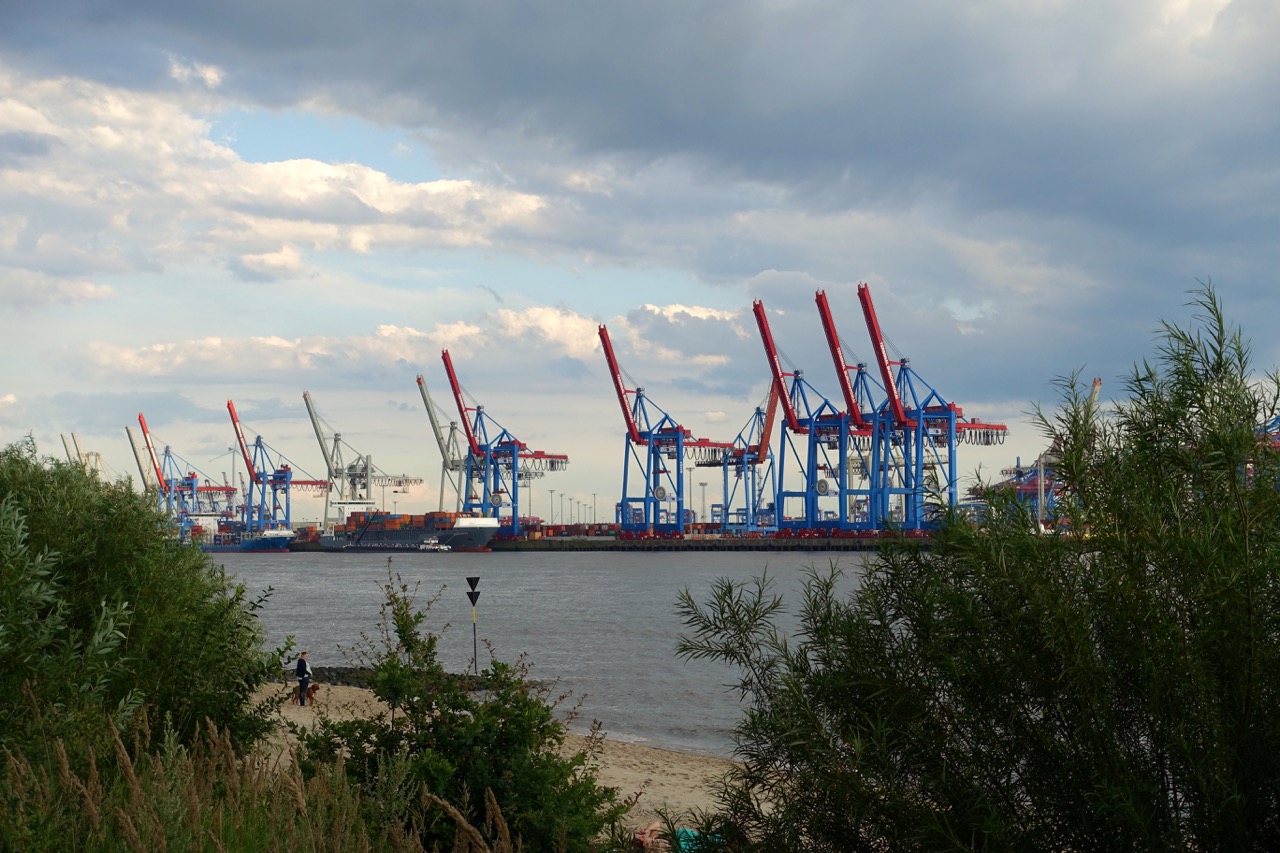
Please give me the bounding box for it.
[295,651,313,706]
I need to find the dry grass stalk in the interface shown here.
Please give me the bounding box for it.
[285,754,308,816]
[114,806,146,853]
[422,791,493,852]
[111,725,143,805]
[148,805,168,853]
[54,739,102,834]
[85,744,102,803]
[484,788,514,852]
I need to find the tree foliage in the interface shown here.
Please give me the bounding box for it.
[677,285,1280,851]
[297,570,629,851]
[0,438,284,755]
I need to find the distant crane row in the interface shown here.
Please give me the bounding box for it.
[602,284,1008,536]
[129,283,1006,541]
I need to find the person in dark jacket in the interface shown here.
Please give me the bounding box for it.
[296,651,313,705]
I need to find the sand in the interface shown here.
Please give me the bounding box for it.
[257,681,738,828]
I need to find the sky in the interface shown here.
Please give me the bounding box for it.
[2,0,1278,525]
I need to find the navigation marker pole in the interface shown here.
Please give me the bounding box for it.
[466,576,480,676]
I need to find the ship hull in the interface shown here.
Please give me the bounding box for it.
[200,532,295,553]
[298,513,499,553]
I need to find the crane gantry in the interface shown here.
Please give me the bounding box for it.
[717,382,780,534]
[753,300,861,532]
[228,399,329,536]
[855,283,1007,529]
[599,323,734,536]
[441,349,568,537]
[416,373,467,512]
[134,412,237,543]
[303,391,423,531]
[814,289,886,530]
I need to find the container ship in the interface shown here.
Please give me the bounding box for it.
[292,510,499,553]
[183,514,296,553]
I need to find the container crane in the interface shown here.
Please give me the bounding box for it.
[856,282,1008,529]
[440,350,568,537]
[718,383,779,534]
[135,413,237,542]
[599,324,734,536]
[125,425,156,490]
[303,391,423,531]
[228,400,329,535]
[752,300,852,532]
[815,289,887,530]
[416,373,467,512]
[60,433,102,476]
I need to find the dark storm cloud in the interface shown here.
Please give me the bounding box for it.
[9,2,1276,220]
[6,0,1280,415]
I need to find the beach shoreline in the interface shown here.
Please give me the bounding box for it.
[256,681,738,828]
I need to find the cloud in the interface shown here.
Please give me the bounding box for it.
[168,56,223,89]
[0,267,114,309]
[489,306,601,361]
[230,243,306,281]
[0,64,551,292]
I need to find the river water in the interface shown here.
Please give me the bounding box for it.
[216,549,873,759]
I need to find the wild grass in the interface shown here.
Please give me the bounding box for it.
[1,710,422,852]
[0,706,647,853]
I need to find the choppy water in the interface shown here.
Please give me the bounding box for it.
[216,550,871,759]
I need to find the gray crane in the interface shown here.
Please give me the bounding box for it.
[303,391,423,530]
[416,373,467,512]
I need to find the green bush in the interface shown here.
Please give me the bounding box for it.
[0,438,284,755]
[297,571,629,851]
[677,286,1280,851]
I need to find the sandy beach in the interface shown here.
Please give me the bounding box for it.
[258,681,738,829]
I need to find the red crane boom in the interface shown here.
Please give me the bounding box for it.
[858,283,910,427]
[441,349,483,456]
[227,400,260,484]
[750,383,781,462]
[752,300,805,434]
[599,325,643,443]
[137,413,167,492]
[815,290,870,430]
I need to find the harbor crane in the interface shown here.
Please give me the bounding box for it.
[60,433,103,477]
[303,391,423,531]
[599,324,734,535]
[717,383,780,534]
[753,300,855,532]
[441,349,568,537]
[812,289,889,530]
[416,373,467,512]
[134,413,237,540]
[228,400,329,535]
[856,282,1008,529]
[126,426,156,490]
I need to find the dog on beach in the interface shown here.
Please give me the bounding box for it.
[295,682,320,704]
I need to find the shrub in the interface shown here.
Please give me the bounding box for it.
[677,285,1280,851]
[297,569,629,851]
[0,438,284,755]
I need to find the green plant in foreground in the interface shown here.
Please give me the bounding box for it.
[0,438,286,758]
[297,569,629,851]
[678,284,1280,851]
[0,709,429,852]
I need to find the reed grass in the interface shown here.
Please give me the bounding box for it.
[0,710,426,852]
[0,709,643,852]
